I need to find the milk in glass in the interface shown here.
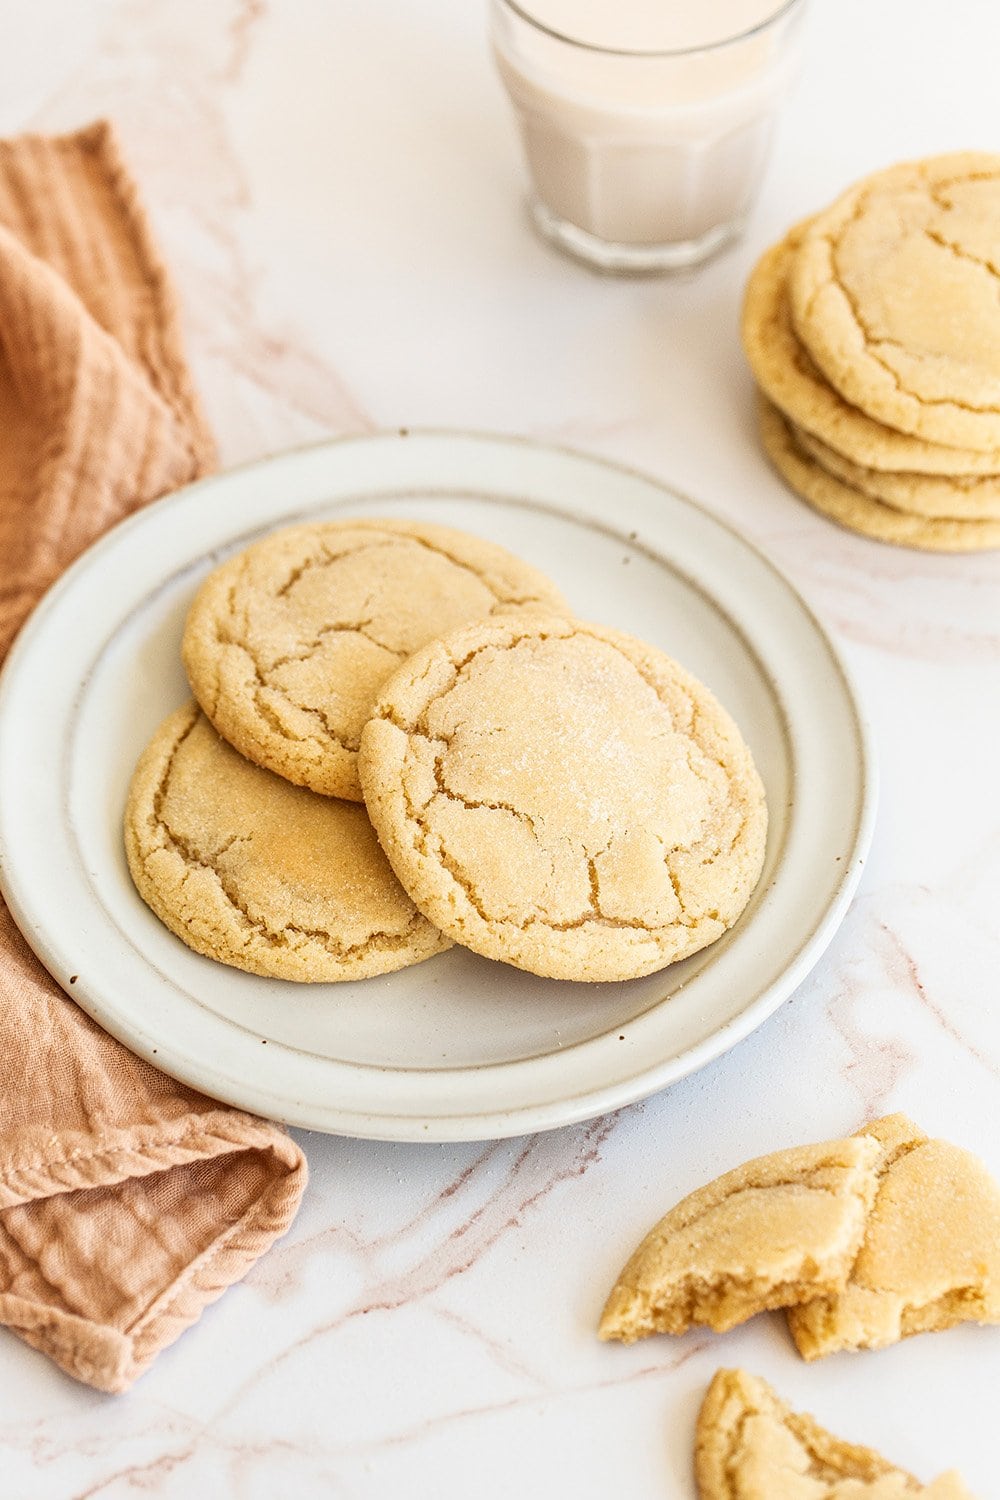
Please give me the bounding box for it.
[492,0,806,270]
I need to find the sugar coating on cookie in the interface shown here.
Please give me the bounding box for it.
[790,153,1000,451]
[741,228,1000,476]
[793,426,1000,521]
[598,1134,879,1343]
[358,615,767,983]
[758,398,1000,552]
[124,702,451,981]
[695,1368,973,1499]
[182,519,568,803]
[788,1113,1000,1360]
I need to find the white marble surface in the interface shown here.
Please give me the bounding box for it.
[3,1,1000,1495]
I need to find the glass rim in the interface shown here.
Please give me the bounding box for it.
[495,0,805,58]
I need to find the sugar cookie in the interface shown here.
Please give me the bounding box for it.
[183,519,567,802]
[359,614,767,983]
[790,154,1000,451]
[125,702,450,981]
[741,229,1000,475]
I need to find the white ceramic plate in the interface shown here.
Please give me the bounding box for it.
[0,432,875,1141]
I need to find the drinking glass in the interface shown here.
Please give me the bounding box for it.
[491,0,807,272]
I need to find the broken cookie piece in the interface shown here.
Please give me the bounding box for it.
[598,1133,879,1343]
[789,1113,1000,1359]
[695,1368,974,1499]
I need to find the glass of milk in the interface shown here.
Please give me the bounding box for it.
[491,0,807,272]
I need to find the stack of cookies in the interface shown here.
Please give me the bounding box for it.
[742,152,1000,552]
[124,518,767,986]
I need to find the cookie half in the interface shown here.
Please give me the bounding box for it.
[758,398,1000,551]
[790,153,1000,451]
[358,615,767,983]
[125,703,450,981]
[598,1134,879,1343]
[788,1114,1000,1359]
[741,228,1000,475]
[695,1369,973,1499]
[183,519,568,802]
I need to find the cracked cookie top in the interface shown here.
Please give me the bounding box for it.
[695,1368,972,1499]
[124,702,451,982]
[741,227,1000,475]
[358,615,767,983]
[182,519,568,803]
[789,153,1000,451]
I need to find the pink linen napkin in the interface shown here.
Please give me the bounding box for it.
[0,120,307,1394]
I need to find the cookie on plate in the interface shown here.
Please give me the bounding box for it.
[598,1133,879,1343]
[125,702,450,981]
[789,153,1000,452]
[741,227,1000,476]
[758,398,1000,551]
[182,519,568,803]
[696,1369,973,1499]
[789,1114,1000,1359]
[358,614,767,983]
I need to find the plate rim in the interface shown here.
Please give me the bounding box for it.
[0,428,877,1140]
